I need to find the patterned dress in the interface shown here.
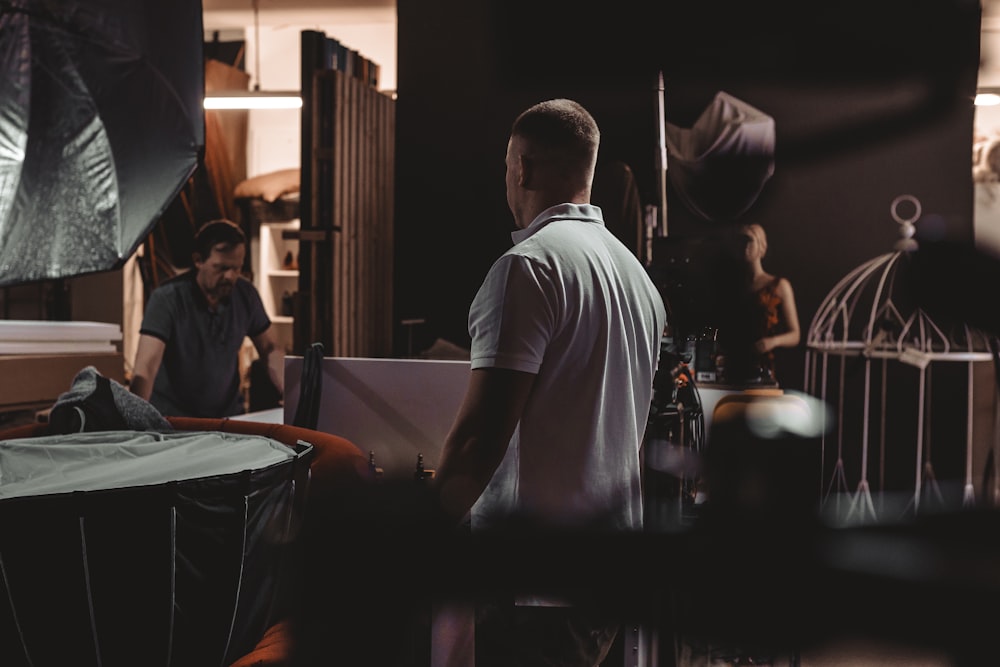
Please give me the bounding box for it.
[754,276,785,383]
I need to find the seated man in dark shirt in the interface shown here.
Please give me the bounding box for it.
[130,219,284,418]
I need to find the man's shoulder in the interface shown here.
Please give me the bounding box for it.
[233,276,264,300]
[149,271,196,299]
[155,270,195,288]
[229,277,266,313]
[235,275,260,291]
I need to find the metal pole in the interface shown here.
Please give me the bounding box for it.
[655,71,668,237]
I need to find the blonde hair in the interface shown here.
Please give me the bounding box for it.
[743,223,768,259]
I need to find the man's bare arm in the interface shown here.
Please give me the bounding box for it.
[130,334,166,401]
[252,326,284,397]
[432,367,535,523]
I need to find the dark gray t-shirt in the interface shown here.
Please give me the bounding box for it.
[139,271,271,418]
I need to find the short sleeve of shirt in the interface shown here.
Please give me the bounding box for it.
[139,286,178,343]
[468,253,555,374]
[241,281,272,338]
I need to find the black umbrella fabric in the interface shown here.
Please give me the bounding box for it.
[0,0,204,285]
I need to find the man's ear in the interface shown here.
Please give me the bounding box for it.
[518,153,531,188]
[192,252,203,267]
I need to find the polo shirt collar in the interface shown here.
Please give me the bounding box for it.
[511,203,604,245]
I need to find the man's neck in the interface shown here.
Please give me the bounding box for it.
[199,284,221,310]
[518,193,591,229]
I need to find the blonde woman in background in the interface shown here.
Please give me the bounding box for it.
[742,222,800,384]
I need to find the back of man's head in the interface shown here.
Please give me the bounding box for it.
[511,99,600,190]
[193,219,246,261]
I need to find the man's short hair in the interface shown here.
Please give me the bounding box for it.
[510,98,600,166]
[193,219,247,261]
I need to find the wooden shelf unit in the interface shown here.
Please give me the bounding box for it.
[257,218,300,354]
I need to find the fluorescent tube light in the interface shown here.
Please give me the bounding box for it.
[976,91,1000,106]
[204,91,303,110]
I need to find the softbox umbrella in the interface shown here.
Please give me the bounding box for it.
[665,91,775,223]
[0,0,204,285]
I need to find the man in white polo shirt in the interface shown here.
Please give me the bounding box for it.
[432,98,667,666]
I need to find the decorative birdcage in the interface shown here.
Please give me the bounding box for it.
[805,195,998,524]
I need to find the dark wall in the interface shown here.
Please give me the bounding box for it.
[394,0,982,390]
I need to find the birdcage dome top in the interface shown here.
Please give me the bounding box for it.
[806,195,994,364]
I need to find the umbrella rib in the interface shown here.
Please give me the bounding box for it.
[0,550,34,665]
[220,495,251,665]
[166,505,176,667]
[79,516,103,666]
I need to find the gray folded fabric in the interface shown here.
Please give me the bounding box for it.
[49,365,172,434]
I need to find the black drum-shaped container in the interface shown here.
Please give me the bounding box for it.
[0,429,313,667]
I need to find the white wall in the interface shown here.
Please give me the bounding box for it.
[982,4,1000,88]
[203,6,397,177]
[978,7,1000,256]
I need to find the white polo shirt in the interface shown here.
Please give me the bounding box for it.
[468,203,667,533]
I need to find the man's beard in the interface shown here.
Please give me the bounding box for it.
[210,282,234,300]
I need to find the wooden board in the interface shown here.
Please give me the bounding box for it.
[0,352,126,412]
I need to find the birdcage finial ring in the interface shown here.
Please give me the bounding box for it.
[890,194,921,226]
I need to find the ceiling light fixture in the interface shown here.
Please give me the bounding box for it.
[976,92,1000,107]
[202,0,302,111]
[204,92,302,110]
